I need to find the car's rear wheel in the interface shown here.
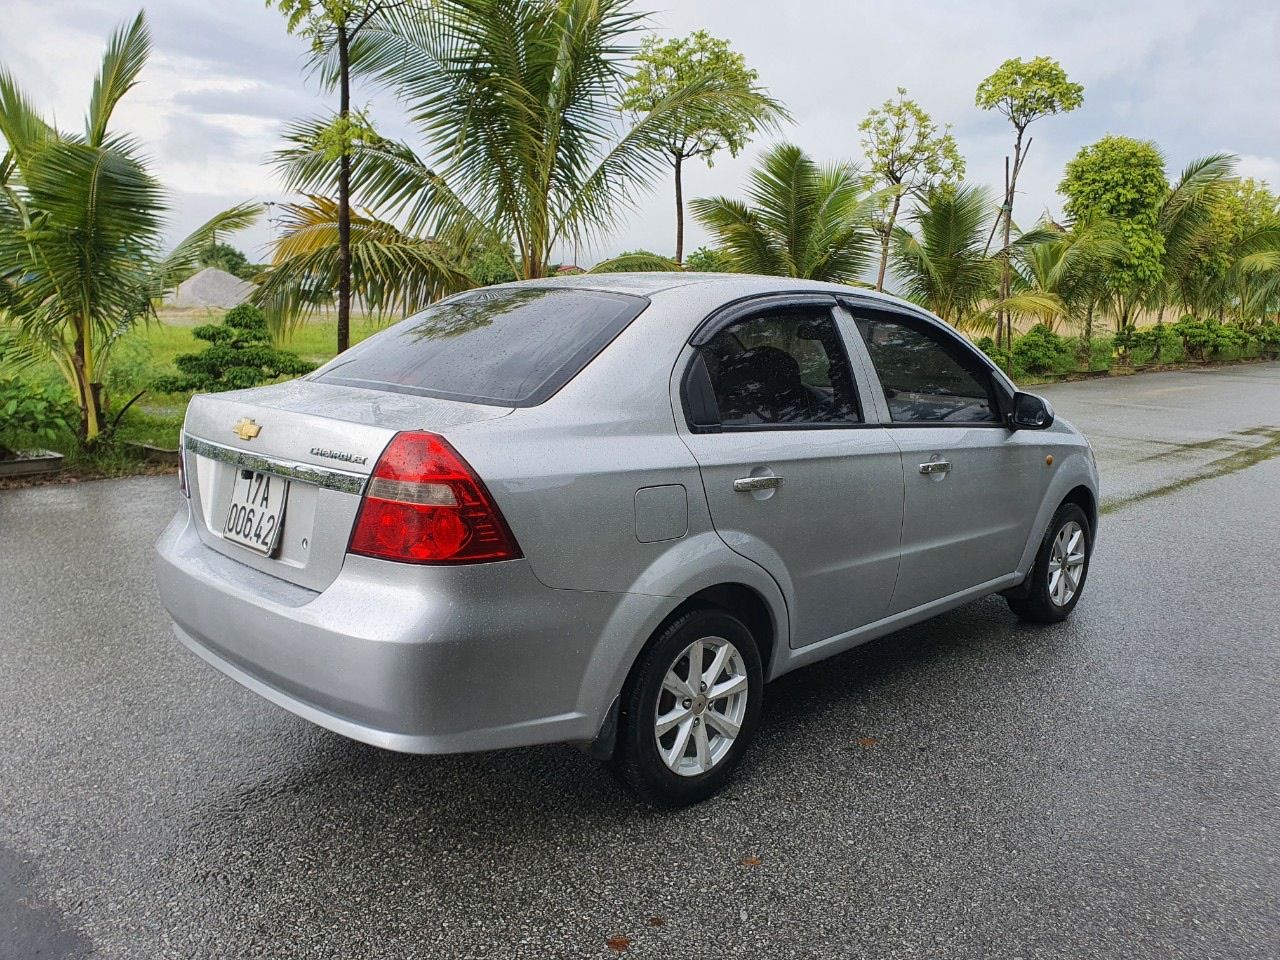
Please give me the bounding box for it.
[609,608,763,808]
[1007,502,1092,624]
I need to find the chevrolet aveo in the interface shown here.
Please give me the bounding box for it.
[156,274,1099,807]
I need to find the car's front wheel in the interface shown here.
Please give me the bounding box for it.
[1007,502,1092,624]
[609,608,763,808]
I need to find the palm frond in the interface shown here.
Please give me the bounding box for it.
[588,252,679,273]
[86,12,150,147]
[890,184,999,324]
[253,197,474,337]
[0,68,55,173]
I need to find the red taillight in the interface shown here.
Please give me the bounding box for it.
[348,431,521,564]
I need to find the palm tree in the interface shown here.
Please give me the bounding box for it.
[689,143,880,282]
[259,0,752,332]
[0,13,257,441]
[1153,153,1238,322]
[1152,156,1280,325]
[1231,225,1280,323]
[1012,220,1126,334]
[890,185,1000,328]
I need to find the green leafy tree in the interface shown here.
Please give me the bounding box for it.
[976,56,1084,352]
[199,241,258,279]
[267,0,402,354]
[261,0,763,335]
[460,234,519,287]
[1060,135,1169,340]
[683,244,734,272]
[889,185,1061,332]
[691,144,879,283]
[858,87,964,291]
[621,30,787,265]
[153,304,315,393]
[0,12,257,441]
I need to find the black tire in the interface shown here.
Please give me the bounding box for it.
[609,608,764,808]
[1007,502,1092,624]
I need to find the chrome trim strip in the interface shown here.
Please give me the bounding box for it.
[184,435,368,495]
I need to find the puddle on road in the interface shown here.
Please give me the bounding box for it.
[1102,427,1280,514]
[0,845,93,960]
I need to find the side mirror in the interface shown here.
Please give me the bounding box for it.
[1008,391,1054,430]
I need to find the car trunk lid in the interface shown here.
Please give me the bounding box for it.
[181,379,512,591]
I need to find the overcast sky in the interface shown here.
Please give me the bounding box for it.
[4,0,1278,266]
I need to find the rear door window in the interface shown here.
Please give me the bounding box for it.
[312,286,648,406]
[694,307,862,427]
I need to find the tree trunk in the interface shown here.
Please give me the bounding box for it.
[72,321,104,443]
[1000,155,1013,360]
[1118,301,1132,366]
[875,192,902,293]
[1079,301,1094,368]
[336,22,353,355]
[673,153,684,267]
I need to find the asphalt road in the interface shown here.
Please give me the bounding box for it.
[2,362,1278,960]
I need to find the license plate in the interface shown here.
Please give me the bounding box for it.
[223,469,289,556]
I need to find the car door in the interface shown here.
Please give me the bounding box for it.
[676,295,904,648]
[843,302,1049,614]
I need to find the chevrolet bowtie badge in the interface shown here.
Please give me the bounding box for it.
[232,417,262,441]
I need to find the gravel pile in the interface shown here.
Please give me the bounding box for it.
[164,267,252,309]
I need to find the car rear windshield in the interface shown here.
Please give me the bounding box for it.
[311,286,649,406]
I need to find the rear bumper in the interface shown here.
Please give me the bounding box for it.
[155,507,652,753]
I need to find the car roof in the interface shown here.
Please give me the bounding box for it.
[487,271,919,310]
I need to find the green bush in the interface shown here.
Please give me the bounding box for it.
[1130,322,1184,365]
[973,335,1011,372]
[1171,316,1255,361]
[1060,334,1114,372]
[0,378,76,459]
[152,304,316,393]
[1256,322,1280,358]
[1011,324,1071,376]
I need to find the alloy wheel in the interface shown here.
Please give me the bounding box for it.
[654,636,749,777]
[1048,520,1087,606]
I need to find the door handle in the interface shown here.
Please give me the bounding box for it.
[733,475,784,492]
[918,460,951,475]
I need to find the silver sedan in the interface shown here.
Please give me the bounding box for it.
[156,273,1099,807]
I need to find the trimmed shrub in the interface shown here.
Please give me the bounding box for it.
[1011,324,1071,376]
[153,304,316,393]
[1130,322,1184,365]
[1171,316,1254,361]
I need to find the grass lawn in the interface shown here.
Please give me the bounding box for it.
[142,308,387,366]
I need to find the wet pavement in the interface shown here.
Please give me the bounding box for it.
[2,362,1278,959]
